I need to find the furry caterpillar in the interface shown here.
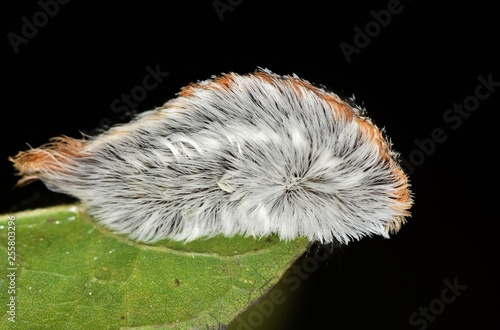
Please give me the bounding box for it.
[10,69,412,244]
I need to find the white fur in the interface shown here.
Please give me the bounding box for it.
[12,69,412,244]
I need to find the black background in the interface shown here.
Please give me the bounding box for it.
[2,1,498,329]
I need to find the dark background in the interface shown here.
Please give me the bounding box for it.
[2,1,497,329]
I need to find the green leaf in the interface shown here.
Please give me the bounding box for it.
[0,205,309,329]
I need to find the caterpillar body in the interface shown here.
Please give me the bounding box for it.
[11,69,412,244]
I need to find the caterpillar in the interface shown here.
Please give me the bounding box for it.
[10,68,412,244]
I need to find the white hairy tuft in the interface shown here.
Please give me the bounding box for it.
[10,69,412,244]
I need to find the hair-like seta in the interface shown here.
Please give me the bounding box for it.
[10,69,412,244]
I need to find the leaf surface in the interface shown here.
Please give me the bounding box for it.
[0,205,309,329]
